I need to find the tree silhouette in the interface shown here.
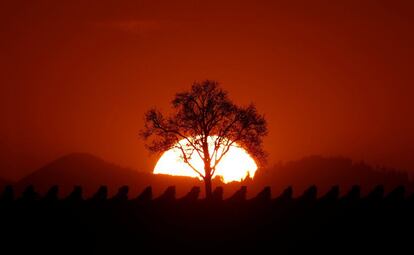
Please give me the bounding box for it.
[141,80,267,198]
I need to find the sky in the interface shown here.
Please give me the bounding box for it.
[0,0,413,181]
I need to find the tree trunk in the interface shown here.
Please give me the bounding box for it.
[204,164,213,199]
[204,175,212,199]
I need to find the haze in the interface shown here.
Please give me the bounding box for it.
[1,0,413,181]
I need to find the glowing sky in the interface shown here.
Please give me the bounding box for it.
[0,0,413,180]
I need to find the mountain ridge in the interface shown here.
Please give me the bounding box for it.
[10,153,414,198]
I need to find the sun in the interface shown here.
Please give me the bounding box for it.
[153,136,258,183]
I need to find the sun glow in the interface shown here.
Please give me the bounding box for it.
[153,136,258,183]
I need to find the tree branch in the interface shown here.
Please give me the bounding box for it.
[176,143,205,179]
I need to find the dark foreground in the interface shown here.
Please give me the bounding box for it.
[0,185,413,254]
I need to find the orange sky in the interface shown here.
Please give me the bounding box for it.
[1,0,413,181]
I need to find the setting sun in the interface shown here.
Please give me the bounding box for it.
[154,136,258,183]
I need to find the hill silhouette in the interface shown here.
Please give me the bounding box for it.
[13,153,414,199]
[15,153,201,197]
[0,177,11,189]
[252,155,414,196]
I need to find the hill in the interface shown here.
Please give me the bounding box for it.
[15,153,201,197]
[14,153,414,199]
[0,177,11,189]
[251,155,413,196]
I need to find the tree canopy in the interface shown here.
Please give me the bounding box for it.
[141,80,267,197]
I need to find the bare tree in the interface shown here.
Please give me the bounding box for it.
[141,80,267,198]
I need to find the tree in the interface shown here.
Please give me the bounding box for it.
[140,80,267,198]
